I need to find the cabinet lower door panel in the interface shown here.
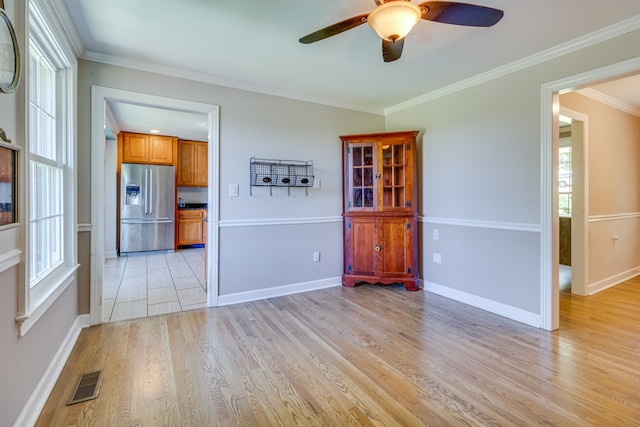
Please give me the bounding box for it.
[378,218,411,276]
[345,218,376,275]
[178,219,204,245]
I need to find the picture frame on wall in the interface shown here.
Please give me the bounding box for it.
[0,138,18,226]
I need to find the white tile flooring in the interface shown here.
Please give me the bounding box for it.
[103,248,207,322]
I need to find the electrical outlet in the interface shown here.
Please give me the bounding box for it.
[313,251,320,262]
[433,229,439,240]
[433,253,442,264]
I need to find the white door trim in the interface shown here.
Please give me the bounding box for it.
[559,107,589,297]
[89,85,220,325]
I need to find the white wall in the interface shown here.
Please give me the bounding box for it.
[177,186,207,204]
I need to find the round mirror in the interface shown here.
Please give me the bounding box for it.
[0,8,20,94]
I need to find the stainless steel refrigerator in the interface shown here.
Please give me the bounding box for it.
[120,163,175,254]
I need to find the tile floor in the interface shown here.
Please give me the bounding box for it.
[103,248,207,322]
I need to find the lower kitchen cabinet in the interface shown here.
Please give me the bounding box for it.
[177,209,206,246]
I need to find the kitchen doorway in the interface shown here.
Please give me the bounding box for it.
[103,248,207,322]
[89,86,220,325]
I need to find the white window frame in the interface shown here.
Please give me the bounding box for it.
[16,0,78,336]
[558,145,572,217]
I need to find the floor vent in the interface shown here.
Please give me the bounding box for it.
[66,370,102,405]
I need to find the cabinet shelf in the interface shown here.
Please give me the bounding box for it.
[250,157,314,196]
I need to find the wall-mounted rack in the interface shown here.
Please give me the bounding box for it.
[250,157,314,196]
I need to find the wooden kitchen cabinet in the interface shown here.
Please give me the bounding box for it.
[341,130,419,291]
[177,140,208,186]
[177,209,206,246]
[120,132,176,165]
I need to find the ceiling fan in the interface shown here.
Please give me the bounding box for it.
[299,1,504,62]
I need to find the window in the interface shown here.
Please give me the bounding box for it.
[29,41,64,287]
[17,0,77,335]
[558,146,572,217]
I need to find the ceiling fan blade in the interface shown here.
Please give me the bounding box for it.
[382,38,404,63]
[299,14,369,44]
[419,1,503,27]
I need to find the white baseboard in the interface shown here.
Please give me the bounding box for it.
[588,266,640,294]
[104,251,118,259]
[422,280,542,328]
[14,314,91,427]
[218,277,342,307]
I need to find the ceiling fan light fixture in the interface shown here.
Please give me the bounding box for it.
[367,1,422,42]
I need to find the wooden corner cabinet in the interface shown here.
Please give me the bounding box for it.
[341,130,419,291]
[177,140,208,187]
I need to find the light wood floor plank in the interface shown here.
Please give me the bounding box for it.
[36,279,640,426]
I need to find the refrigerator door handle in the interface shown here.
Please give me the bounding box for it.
[121,219,174,224]
[144,168,149,215]
[149,168,153,215]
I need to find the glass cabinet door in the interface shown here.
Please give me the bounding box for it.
[381,142,407,209]
[347,143,375,210]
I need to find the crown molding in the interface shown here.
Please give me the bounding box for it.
[385,14,640,115]
[48,0,84,57]
[79,49,385,116]
[576,87,640,118]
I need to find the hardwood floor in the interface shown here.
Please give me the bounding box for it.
[37,278,640,426]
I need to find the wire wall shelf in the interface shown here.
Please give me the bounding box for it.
[250,157,314,196]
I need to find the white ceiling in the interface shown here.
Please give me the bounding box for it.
[106,102,209,141]
[57,0,640,139]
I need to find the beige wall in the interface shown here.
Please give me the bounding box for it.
[561,92,640,288]
[561,92,640,215]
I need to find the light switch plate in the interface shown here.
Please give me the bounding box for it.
[229,184,239,197]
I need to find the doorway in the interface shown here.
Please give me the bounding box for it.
[542,57,640,330]
[89,86,220,325]
[557,108,588,297]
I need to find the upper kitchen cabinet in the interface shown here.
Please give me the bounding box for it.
[119,132,177,165]
[178,140,208,187]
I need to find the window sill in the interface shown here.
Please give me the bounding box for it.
[16,263,80,336]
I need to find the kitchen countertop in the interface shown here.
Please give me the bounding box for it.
[177,203,208,210]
